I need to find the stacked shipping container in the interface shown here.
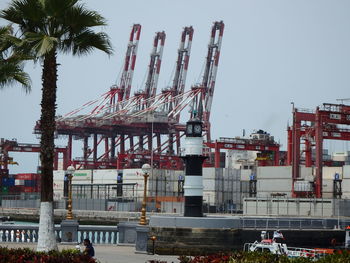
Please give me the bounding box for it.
[0,173,41,194]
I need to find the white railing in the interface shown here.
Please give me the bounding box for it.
[0,224,118,244]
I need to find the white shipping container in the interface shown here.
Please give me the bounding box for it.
[341,179,350,193]
[343,166,350,179]
[54,170,65,180]
[241,169,252,181]
[123,169,142,180]
[15,179,24,186]
[203,178,215,191]
[322,179,334,193]
[300,166,313,180]
[257,166,292,179]
[323,167,342,180]
[203,191,216,205]
[73,169,92,178]
[54,187,63,200]
[93,169,117,184]
[203,168,216,179]
[257,178,292,192]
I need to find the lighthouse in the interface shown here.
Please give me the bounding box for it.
[182,118,206,217]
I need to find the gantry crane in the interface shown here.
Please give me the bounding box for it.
[38,22,224,170]
[287,103,350,198]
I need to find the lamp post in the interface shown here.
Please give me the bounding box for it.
[139,163,151,225]
[66,165,75,220]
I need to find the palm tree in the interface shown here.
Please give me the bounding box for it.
[1,0,112,251]
[0,25,31,91]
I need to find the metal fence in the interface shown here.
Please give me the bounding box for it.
[243,197,350,217]
[240,216,350,230]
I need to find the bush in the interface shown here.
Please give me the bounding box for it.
[176,251,350,263]
[0,246,97,263]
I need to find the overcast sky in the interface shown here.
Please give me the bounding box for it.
[1,0,350,173]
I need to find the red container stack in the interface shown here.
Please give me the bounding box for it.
[15,173,40,180]
[14,174,41,193]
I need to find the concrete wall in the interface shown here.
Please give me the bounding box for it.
[1,199,40,208]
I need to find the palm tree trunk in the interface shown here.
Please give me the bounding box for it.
[37,49,58,251]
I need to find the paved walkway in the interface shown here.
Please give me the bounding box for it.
[2,243,180,263]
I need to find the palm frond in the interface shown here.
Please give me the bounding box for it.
[0,24,32,91]
[62,29,112,56]
[63,3,107,30]
[0,0,46,32]
[0,60,31,92]
[25,31,57,56]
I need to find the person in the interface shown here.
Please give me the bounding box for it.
[273,230,284,243]
[83,238,95,257]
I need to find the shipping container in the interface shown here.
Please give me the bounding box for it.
[15,179,25,186]
[0,169,9,176]
[9,186,22,193]
[257,178,293,192]
[23,186,36,193]
[1,186,9,193]
[343,165,350,179]
[15,173,40,180]
[240,169,253,181]
[257,166,292,179]
[24,180,37,187]
[323,167,342,180]
[2,178,15,186]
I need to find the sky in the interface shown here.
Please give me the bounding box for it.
[0,0,350,173]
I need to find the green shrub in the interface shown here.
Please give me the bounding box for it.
[177,251,350,263]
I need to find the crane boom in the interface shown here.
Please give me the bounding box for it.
[123,24,142,101]
[144,31,166,102]
[203,21,224,122]
[188,21,224,141]
[173,26,193,104]
[110,24,141,107]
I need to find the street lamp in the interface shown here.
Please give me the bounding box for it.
[139,163,151,225]
[66,165,75,220]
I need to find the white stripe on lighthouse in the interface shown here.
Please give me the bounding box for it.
[184,175,203,196]
[184,137,203,155]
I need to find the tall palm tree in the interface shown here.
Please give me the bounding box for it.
[1,0,112,251]
[0,25,31,91]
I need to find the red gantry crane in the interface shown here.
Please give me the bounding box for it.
[35,22,224,170]
[287,103,350,198]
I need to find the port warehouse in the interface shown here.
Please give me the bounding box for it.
[2,161,350,217]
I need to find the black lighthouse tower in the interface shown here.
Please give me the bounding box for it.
[183,118,206,217]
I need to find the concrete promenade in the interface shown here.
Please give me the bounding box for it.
[2,243,180,263]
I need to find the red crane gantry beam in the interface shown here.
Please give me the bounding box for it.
[206,138,280,168]
[0,139,68,170]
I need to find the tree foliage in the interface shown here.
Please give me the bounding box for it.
[0,25,31,91]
